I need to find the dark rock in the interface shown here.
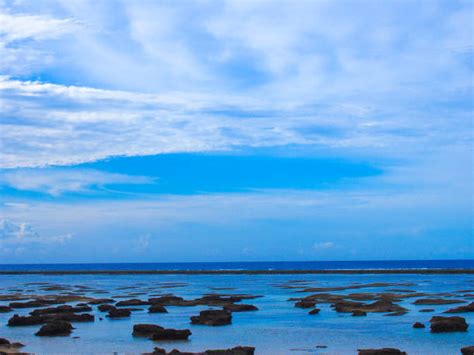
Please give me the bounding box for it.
[35,321,74,336]
[147,346,254,355]
[444,302,474,313]
[49,313,94,322]
[133,324,164,337]
[149,304,168,313]
[30,305,92,316]
[116,299,150,307]
[413,322,425,328]
[0,306,12,313]
[461,346,474,355]
[8,314,45,326]
[88,298,115,305]
[352,310,367,316]
[190,310,232,326]
[223,304,258,312]
[107,308,131,318]
[151,328,192,341]
[334,300,407,314]
[419,309,434,312]
[384,311,407,316]
[430,316,469,332]
[9,300,55,308]
[358,348,407,355]
[295,300,316,308]
[413,298,466,305]
[0,338,24,349]
[308,308,321,315]
[98,304,116,312]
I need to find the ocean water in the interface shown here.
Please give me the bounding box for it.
[0,259,473,272]
[0,269,473,354]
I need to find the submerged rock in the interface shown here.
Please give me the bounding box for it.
[190,310,232,326]
[358,348,407,355]
[352,310,367,316]
[35,321,74,336]
[308,308,321,315]
[429,316,469,332]
[413,322,425,328]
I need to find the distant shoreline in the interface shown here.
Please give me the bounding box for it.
[0,269,473,275]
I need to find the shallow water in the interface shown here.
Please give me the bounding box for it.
[0,273,473,354]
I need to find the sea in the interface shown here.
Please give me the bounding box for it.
[0,260,472,354]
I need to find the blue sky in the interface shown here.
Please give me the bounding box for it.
[0,0,472,263]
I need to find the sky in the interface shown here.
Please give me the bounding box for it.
[0,0,472,263]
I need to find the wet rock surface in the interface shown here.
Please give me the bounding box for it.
[107,308,131,318]
[413,322,425,328]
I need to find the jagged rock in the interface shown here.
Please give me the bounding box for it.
[223,304,258,312]
[133,324,164,337]
[430,316,468,332]
[461,346,474,355]
[308,308,320,315]
[149,304,168,313]
[35,321,74,336]
[358,348,407,355]
[444,302,474,313]
[116,299,150,307]
[352,310,367,316]
[190,310,232,326]
[107,308,131,318]
[413,322,425,328]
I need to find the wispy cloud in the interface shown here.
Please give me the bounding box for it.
[0,1,471,168]
[1,168,154,196]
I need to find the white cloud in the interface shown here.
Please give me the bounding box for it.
[0,1,471,168]
[1,168,154,195]
[0,219,72,245]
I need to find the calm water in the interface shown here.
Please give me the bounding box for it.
[0,271,473,354]
[0,259,473,272]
